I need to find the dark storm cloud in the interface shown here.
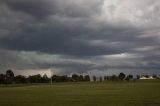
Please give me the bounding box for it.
[0,0,114,56]
[0,34,123,56]
[0,49,38,73]
[1,0,53,18]
[0,0,160,75]
[1,0,102,19]
[0,0,153,56]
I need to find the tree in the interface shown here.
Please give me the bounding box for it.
[104,76,107,81]
[42,74,49,83]
[0,74,6,84]
[111,75,119,81]
[52,75,58,82]
[145,75,149,78]
[99,76,102,82]
[106,76,111,81]
[72,74,79,82]
[6,69,15,84]
[84,75,90,82]
[14,75,26,83]
[93,76,96,82]
[136,75,140,79]
[79,75,84,81]
[153,74,158,79]
[61,75,70,82]
[34,74,42,83]
[125,75,133,81]
[118,72,126,80]
[27,74,42,83]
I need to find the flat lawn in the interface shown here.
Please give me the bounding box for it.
[0,80,160,106]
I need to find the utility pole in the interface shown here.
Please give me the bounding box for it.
[50,69,53,85]
[50,64,53,85]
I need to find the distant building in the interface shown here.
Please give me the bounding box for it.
[140,76,154,80]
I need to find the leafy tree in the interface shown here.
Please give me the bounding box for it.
[111,75,119,81]
[125,75,133,81]
[99,76,102,82]
[27,74,42,83]
[136,75,140,79]
[14,75,26,83]
[72,74,79,82]
[153,74,158,79]
[145,75,149,78]
[34,74,42,83]
[84,75,90,81]
[106,76,111,81]
[128,75,133,79]
[93,76,96,82]
[104,76,107,81]
[0,74,6,84]
[52,75,58,82]
[118,72,126,80]
[42,74,49,83]
[6,69,15,84]
[61,75,70,82]
[78,75,83,81]
[52,75,69,82]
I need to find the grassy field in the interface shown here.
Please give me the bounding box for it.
[0,80,160,106]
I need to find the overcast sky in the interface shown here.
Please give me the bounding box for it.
[0,0,160,76]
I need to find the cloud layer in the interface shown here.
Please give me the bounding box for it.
[0,0,160,76]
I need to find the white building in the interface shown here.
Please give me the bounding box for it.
[140,76,154,80]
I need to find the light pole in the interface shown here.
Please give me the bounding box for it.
[50,69,53,85]
[50,64,53,85]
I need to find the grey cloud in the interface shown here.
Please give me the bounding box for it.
[0,49,38,73]
[2,0,103,19]
[0,0,160,75]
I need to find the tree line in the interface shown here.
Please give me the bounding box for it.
[0,69,91,84]
[93,73,135,82]
[0,69,159,84]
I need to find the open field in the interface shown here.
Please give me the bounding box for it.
[0,80,160,106]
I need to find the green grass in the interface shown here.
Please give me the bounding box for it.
[0,80,160,106]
